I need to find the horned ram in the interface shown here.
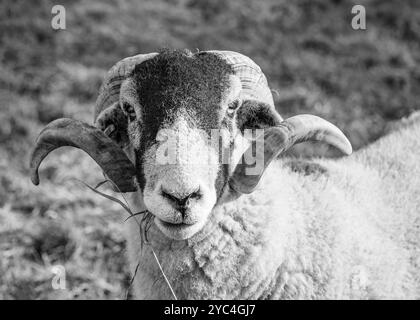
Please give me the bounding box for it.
[30,49,420,299]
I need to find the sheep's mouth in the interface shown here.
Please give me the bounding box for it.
[155,217,204,240]
[156,218,195,230]
[159,220,191,228]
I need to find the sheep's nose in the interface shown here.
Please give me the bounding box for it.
[161,187,201,214]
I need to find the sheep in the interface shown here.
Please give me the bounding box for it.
[29,49,420,299]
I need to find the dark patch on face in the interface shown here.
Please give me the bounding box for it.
[130,49,235,190]
[133,49,234,138]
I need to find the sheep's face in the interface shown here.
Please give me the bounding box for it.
[120,51,241,240]
[32,49,352,242]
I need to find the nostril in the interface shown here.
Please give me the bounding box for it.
[189,187,201,200]
[161,187,202,207]
[161,189,179,203]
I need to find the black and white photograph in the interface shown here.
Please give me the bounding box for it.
[1,0,420,304]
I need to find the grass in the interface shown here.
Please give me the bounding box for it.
[0,0,419,299]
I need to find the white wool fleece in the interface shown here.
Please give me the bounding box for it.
[125,117,420,300]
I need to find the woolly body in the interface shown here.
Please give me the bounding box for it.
[126,117,420,299]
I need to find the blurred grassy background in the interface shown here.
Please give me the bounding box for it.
[1,0,419,299]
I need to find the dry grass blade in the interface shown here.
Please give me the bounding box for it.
[124,210,148,222]
[151,247,177,300]
[74,179,134,218]
[125,258,141,300]
[72,178,176,299]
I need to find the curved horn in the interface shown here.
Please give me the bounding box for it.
[204,50,278,111]
[94,52,158,121]
[229,114,352,194]
[30,118,137,192]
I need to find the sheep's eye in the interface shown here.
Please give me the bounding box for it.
[227,100,240,115]
[121,102,136,121]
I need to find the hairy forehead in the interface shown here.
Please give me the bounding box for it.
[132,50,234,135]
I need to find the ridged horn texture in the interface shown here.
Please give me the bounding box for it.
[229,114,352,194]
[30,118,137,192]
[205,50,277,112]
[94,52,159,121]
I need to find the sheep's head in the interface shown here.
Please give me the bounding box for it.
[30,49,352,240]
[124,50,242,239]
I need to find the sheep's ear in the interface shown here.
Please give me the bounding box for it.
[95,102,129,147]
[236,100,283,133]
